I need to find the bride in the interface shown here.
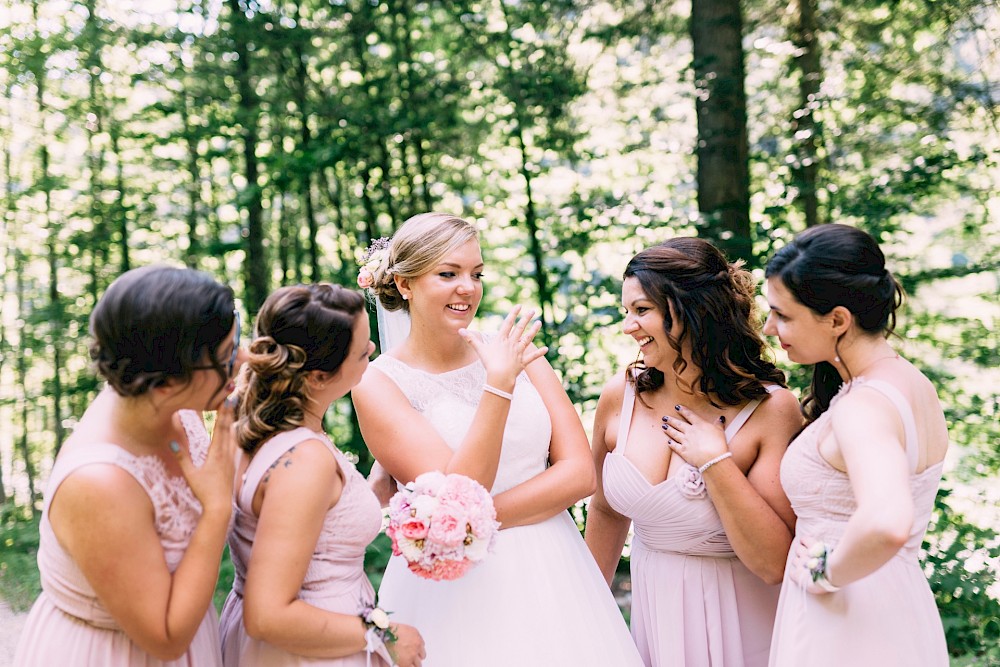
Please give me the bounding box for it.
[352,213,643,666]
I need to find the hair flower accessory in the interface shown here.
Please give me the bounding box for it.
[386,471,500,581]
[677,464,707,499]
[357,237,391,290]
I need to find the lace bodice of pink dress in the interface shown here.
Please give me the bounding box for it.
[768,378,948,666]
[14,409,222,667]
[219,427,391,667]
[602,380,782,667]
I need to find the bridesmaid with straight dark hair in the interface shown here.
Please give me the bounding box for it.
[764,224,948,666]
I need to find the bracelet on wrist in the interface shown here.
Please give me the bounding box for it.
[698,451,733,474]
[805,542,841,593]
[483,384,514,401]
[360,602,396,653]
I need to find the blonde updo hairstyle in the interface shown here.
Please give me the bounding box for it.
[237,283,364,456]
[369,212,479,312]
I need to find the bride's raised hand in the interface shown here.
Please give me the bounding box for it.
[459,305,548,389]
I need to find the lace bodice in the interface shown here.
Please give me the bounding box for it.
[37,409,209,628]
[369,355,552,494]
[780,378,944,557]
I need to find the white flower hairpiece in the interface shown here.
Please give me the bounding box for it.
[357,237,391,290]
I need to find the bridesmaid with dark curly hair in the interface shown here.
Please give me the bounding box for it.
[585,238,803,667]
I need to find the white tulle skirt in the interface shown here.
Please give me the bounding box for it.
[378,511,643,667]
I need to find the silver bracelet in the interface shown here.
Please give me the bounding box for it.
[698,451,733,474]
[483,384,514,401]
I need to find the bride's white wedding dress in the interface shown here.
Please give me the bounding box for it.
[370,355,642,667]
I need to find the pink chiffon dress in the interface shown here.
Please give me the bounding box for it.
[219,427,392,667]
[768,379,948,666]
[370,356,643,667]
[14,409,222,667]
[602,381,782,667]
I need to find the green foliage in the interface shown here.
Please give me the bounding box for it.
[0,0,998,658]
[925,490,1000,661]
[0,504,41,612]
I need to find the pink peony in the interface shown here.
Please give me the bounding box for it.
[427,511,468,548]
[400,518,429,540]
[386,471,499,581]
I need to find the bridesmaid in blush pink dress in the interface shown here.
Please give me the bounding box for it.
[219,284,424,667]
[15,266,243,666]
[763,224,948,666]
[586,239,803,667]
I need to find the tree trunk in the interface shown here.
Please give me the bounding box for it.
[228,0,267,314]
[792,0,822,226]
[15,251,39,512]
[33,0,65,457]
[110,123,130,273]
[690,0,752,263]
[290,8,321,281]
[180,81,202,268]
[513,123,553,348]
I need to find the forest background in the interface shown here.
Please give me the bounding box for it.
[0,0,998,662]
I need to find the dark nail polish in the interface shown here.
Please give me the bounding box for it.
[661,424,668,430]
[674,405,680,411]
[720,416,726,423]
[662,416,669,422]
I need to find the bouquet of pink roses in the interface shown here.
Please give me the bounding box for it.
[386,471,500,581]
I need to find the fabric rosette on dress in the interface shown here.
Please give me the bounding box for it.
[386,471,499,581]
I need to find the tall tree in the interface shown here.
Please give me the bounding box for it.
[791,0,822,226]
[690,0,751,262]
[227,0,268,313]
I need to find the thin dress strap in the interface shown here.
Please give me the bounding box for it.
[617,380,780,452]
[852,379,920,473]
[614,374,639,454]
[722,384,779,441]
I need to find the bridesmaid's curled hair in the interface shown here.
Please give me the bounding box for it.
[625,237,785,406]
[237,283,365,456]
[765,223,904,423]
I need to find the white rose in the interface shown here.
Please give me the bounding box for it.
[463,535,490,561]
[807,542,827,559]
[369,607,390,630]
[410,494,440,518]
[398,538,424,562]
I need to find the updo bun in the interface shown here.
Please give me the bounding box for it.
[89,265,235,397]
